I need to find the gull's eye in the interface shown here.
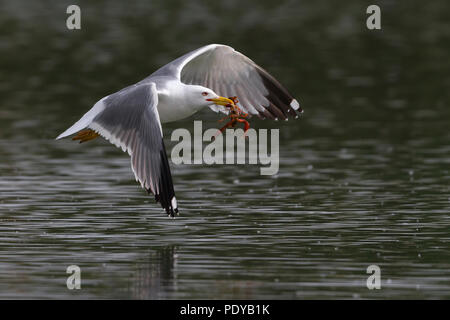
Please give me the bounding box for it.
[202,92,208,96]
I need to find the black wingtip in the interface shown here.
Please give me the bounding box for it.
[255,66,302,120]
[145,140,178,217]
[153,193,179,217]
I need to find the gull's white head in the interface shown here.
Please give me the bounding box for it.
[187,85,234,108]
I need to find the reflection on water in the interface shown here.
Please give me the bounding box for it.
[0,0,449,299]
[130,246,178,300]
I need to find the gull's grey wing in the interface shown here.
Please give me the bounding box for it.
[153,44,302,120]
[88,82,178,217]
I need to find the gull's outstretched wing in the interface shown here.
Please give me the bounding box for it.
[152,44,302,120]
[88,83,178,217]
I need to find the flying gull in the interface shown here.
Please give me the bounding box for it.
[56,44,302,217]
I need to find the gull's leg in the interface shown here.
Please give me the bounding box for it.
[72,129,100,143]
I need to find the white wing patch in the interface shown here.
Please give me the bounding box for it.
[290,99,300,111]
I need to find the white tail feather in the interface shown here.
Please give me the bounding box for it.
[55,98,107,140]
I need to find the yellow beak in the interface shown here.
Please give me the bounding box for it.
[207,96,234,106]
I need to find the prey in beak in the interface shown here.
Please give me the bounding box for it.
[212,96,250,139]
